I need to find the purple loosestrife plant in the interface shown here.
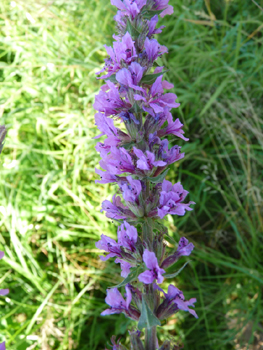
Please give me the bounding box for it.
[94,1,197,349]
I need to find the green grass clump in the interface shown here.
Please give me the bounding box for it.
[0,0,262,349]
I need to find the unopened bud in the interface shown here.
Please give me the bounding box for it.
[129,330,145,350]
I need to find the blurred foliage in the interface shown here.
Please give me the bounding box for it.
[0,0,262,349]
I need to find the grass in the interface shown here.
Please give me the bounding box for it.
[0,0,262,349]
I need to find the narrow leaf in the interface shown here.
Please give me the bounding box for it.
[108,74,117,83]
[164,261,191,279]
[132,102,144,114]
[141,71,168,85]
[110,267,140,288]
[147,168,169,183]
[141,10,163,19]
[126,20,141,38]
[138,295,161,330]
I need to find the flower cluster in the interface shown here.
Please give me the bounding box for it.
[94,1,197,348]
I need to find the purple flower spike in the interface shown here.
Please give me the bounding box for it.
[93,0,198,345]
[138,249,165,284]
[0,342,5,350]
[157,180,195,219]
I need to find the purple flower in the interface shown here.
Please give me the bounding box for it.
[158,140,184,165]
[151,0,174,18]
[115,258,134,277]
[93,80,131,117]
[102,286,140,320]
[111,0,147,19]
[134,75,180,115]
[101,286,131,315]
[133,147,166,172]
[157,180,195,219]
[0,343,5,350]
[144,37,168,63]
[102,195,136,220]
[117,221,138,251]
[96,32,137,79]
[120,176,142,203]
[157,113,189,141]
[95,168,118,185]
[0,252,9,297]
[100,146,135,175]
[93,112,118,139]
[147,15,165,37]
[156,284,198,319]
[95,234,122,261]
[177,237,194,257]
[116,63,145,93]
[161,237,194,269]
[138,249,165,284]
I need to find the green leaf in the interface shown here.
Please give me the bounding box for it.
[138,294,161,330]
[132,102,144,114]
[141,10,164,19]
[141,71,168,85]
[110,267,140,288]
[126,20,141,38]
[164,261,191,279]
[147,168,169,183]
[108,74,117,83]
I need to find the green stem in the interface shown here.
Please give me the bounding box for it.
[145,326,157,350]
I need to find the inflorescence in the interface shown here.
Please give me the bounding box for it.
[94,1,197,349]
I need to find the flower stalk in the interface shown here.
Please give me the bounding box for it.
[94,1,198,348]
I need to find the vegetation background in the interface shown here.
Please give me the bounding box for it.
[0,0,262,349]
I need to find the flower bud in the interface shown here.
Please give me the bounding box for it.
[129,330,145,350]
